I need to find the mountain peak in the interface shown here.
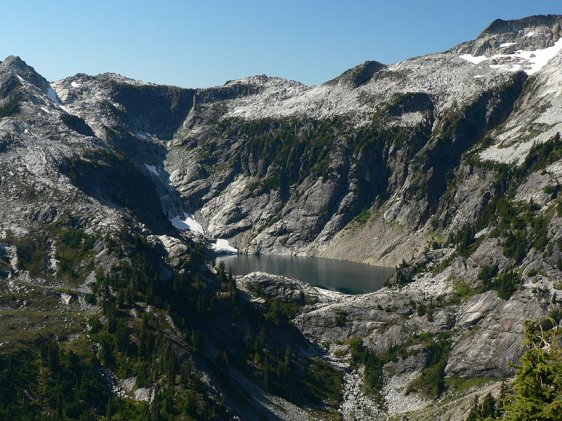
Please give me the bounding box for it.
[455,14,562,67]
[1,55,34,76]
[480,14,562,37]
[0,55,49,91]
[325,60,386,88]
[2,55,25,66]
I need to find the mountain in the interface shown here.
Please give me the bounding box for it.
[1,14,562,420]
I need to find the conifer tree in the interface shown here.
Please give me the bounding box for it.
[501,321,562,420]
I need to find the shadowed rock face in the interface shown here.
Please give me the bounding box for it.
[109,82,196,139]
[325,60,386,88]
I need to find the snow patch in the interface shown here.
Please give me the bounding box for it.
[170,213,204,234]
[525,31,536,38]
[47,86,60,103]
[211,239,238,254]
[459,54,488,64]
[169,169,180,181]
[70,81,81,88]
[514,38,562,75]
[459,38,562,75]
[144,163,159,176]
[500,42,517,48]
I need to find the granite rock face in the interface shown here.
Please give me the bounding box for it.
[238,266,557,419]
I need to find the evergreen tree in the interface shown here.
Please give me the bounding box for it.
[501,321,562,420]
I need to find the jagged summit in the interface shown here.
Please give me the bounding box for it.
[480,14,562,37]
[1,55,25,67]
[460,14,562,57]
[325,60,386,88]
[0,55,50,92]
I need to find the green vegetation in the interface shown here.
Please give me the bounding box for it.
[263,299,302,324]
[466,391,505,421]
[349,332,451,404]
[451,133,561,263]
[56,228,96,283]
[61,230,232,420]
[2,225,346,418]
[0,338,147,420]
[349,337,385,404]
[220,117,350,189]
[478,264,499,285]
[452,279,479,300]
[212,116,395,207]
[335,310,348,327]
[450,266,522,301]
[464,315,562,420]
[486,271,523,300]
[350,209,371,226]
[515,132,562,178]
[390,259,426,286]
[500,319,562,420]
[408,360,447,399]
[301,358,343,408]
[445,135,562,300]
[496,200,548,262]
[406,334,451,399]
[0,90,22,118]
[12,226,96,282]
[255,212,282,234]
[445,376,496,393]
[14,232,50,278]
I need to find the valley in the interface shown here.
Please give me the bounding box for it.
[0,14,562,420]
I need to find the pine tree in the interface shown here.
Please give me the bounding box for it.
[501,321,562,420]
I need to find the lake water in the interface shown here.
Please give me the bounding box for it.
[215,254,394,294]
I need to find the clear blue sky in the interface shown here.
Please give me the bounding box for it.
[2,0,561,88]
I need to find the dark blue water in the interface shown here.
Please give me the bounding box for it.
[215,254,394,294]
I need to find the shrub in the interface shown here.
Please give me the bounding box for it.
[494,271,523,300]
[0,91,22,118]
[453,280,477,299]
[351,209,371,225]
[478,264,499,284]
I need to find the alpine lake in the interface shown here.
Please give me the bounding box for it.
[215,254,394,294]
